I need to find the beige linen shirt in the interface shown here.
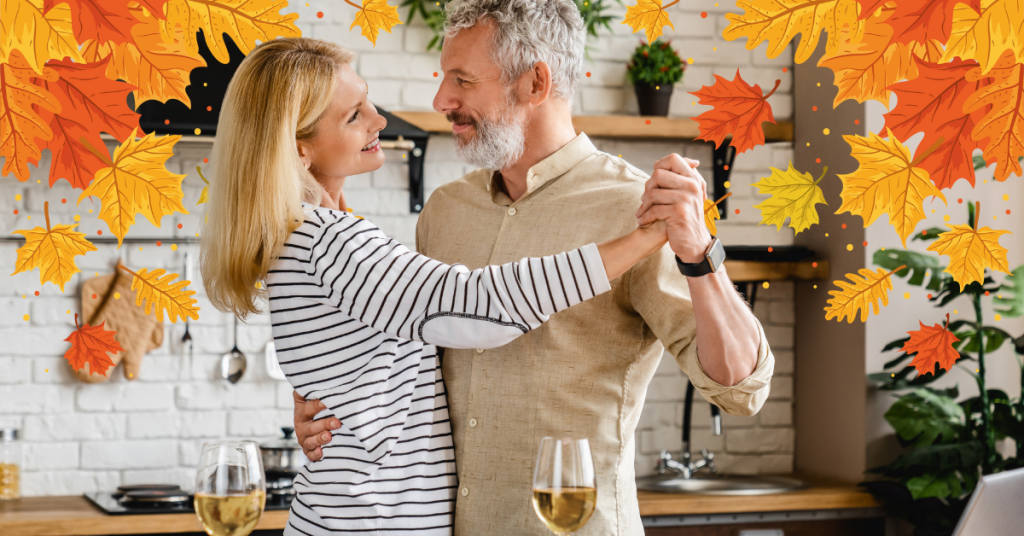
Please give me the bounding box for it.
[416,133,775,535]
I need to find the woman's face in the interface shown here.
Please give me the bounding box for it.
[297,63,387,180]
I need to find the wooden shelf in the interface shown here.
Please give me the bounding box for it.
[637,480,879,517]
[724,259,829,283]
[391,111,794,141]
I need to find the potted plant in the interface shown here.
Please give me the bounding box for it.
[627,39,684,117]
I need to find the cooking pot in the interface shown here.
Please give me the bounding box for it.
[260,427,308,489]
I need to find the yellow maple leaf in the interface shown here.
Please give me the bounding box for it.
[77,129,189,246]
[161,0,302,64]
[927,203,1012,289]
[942,0,1024,76]
[347,0,403,46]
[825,265,905,323]
[752,163,827,234]
[703,192,732,236]
[120,265,200,323]
[0,0,82,75]
[11,201,97,292]
[622,0,675,43]
[724,0,864,64]
[835,129,946,246]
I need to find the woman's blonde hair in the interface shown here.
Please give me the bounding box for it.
[201,38,355,318]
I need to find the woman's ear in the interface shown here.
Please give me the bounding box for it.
[296,140,313,170]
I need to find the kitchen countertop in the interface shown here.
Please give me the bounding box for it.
[1,480,879,536]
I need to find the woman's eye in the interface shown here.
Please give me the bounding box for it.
[348,110,359,123]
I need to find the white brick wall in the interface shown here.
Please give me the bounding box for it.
[0,4,795,494]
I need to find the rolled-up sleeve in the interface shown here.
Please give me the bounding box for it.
[629,244,774,416]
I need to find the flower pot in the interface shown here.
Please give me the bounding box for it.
[634,83,673,117]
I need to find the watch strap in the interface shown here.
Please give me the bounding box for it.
[675,238,725,277]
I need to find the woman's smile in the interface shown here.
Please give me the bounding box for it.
[361,137,381,152]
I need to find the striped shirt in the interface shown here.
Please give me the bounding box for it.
[267,204,612,535]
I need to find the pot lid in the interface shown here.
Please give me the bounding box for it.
[260,427,303,450]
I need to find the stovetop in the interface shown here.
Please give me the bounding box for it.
[84,489,293,516]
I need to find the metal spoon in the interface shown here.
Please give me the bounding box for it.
[220,315,247,383]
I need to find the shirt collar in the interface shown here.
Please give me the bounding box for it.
[488,132,598,205]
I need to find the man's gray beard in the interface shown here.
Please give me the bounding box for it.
[452,102,526,171]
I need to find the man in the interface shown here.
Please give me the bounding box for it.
[294,0,775,533]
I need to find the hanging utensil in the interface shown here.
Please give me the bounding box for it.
[220,315,247,383]
[180,252,194,378]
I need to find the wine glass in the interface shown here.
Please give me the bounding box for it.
[531,437,597,535]
[194,441,266,536]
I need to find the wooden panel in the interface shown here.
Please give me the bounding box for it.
[724,259,830,283]
[391,111,794,142]
[644,517,885,536]
[637,484,880,517]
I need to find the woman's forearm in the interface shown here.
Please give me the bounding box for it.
[597,223,668,281]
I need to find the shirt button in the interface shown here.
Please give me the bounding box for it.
[461,488,469,497]
[475,348,484,354]
[507,207,517,216]
[469,418,478,427]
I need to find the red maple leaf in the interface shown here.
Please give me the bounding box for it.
[902,314,961,376]
[858,0,983,46]
[43,0,139,45]
[63,314,123,376]
[689,70,780,154]
[883,57,989,190]
[36,57,140,189]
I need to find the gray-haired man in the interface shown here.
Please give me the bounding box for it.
[294,0,775,533]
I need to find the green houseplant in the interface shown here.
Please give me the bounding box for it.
[626,39,684,116]
[863,177,1024,535]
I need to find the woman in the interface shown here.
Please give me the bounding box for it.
[201,38,668,535]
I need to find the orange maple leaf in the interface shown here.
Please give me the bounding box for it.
[63,313,123,377]
[37,57,141,190]
[902,314,961,375]
[884,57,989,190]
[42,0,137,45]
[964,51,1024,181]
[860,0,982,46]
[0,50,60,181]
[690,70,780,154]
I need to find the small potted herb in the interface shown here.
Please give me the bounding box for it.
[627,39,684,117]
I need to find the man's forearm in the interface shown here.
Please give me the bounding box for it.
[686,264,760,386]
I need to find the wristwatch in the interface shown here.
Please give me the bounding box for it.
[675,237,726,277]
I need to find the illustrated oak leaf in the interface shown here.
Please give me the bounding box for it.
[77,128,189,246]
[825,265,905,323]
[861,0,982,46]
[835,129,947,246]
[690,71,780,154]
[38,57,141,190]
[161,0,301,64]
[121,265,200,323]
[42,0,137,45]
[883,57,990,190]
[63,313,123,377]
[942,0,1024,76]
[752,163,827,234]
[11,201,98,292]
[902,314,961,376]
[927,204,1012,289]
[963,51,1024,182]
[621,0,675,43]
[723,0,864,65]
[0,50,60,182]
[703,192,731,236]
[0,0,82,74]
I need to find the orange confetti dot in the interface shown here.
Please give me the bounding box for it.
[767,246,773,252]
[156,241,162,247]
[782,67,788,73]
[164,119,170,125]
[812,105,817,111]
[1007,209,1011,215]
[61,198,66,203]
[701,11,708,17]
[723,165,729,171]
[645,119,651,125]
[815,158,821,163]
[862,241,868,246]
[203,158,209,164]
[92,293,98,299]
[177,223,183,229]
[957,198,963,203]
[841,223,847,229]
[97,230,102,235]
[734,209,740,214]
[433,72,438,77]
[207,106,212,111]
[985,291,990,296]
[34,291,39,296]
[812,262,818,268]
[922,230,927,235]
[927,293,933,299]
[13,209,17,215]
[586,72,591,77]
[317,11,323,18]
[854,119,860,125]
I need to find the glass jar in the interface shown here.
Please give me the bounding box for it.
[0,428,21,500]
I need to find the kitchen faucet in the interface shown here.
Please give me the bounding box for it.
[654,380,721,479]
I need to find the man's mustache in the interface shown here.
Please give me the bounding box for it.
[446,112,477,127]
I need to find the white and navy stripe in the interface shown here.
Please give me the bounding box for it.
[268,204,610,535]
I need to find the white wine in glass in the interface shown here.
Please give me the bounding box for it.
[531,437,597,535]
[194,441,266,536]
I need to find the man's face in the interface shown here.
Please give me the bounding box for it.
[433,21,527,170]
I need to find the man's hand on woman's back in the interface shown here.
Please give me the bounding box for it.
[293,390,340,461]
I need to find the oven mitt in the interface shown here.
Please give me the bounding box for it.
[76,270,164,382]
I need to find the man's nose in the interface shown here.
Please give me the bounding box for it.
[433,78,458,114]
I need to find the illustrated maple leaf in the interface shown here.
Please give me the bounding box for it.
[11,201,98,292]
[196,165,209,205]
[0,50,60,182]
[902,314,962,376]
[860,0,982,46]
[942,0,1024,76]
[825,265,905,323]
[963,51,1024,182]
[0,0,82,74]
[621,0,676,43]
[927,202,1012,289]
[161,0,301,64]
[346,0,403,46]
[723,0,865,65]
[37,57,141,190]
[42,0,137,45]
[63,313,123,377]
[690,71,780,154]
[883,57,990,190]
[77,128,189,246]
[703,192,731,236]
[752,163,828,234]
[835,129,947,246]
[120,265,200,323]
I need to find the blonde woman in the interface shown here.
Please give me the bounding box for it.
[201,38,668,535]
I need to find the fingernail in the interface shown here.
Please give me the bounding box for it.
[330,420,340,429]
[322,432,331,441]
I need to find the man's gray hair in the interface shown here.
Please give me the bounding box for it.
[443,0,586,101]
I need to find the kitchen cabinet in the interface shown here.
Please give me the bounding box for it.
[644,517,885,535]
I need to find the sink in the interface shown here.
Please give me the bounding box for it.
[636,474,807,495]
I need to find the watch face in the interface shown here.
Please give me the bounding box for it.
[708,239,726,271]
